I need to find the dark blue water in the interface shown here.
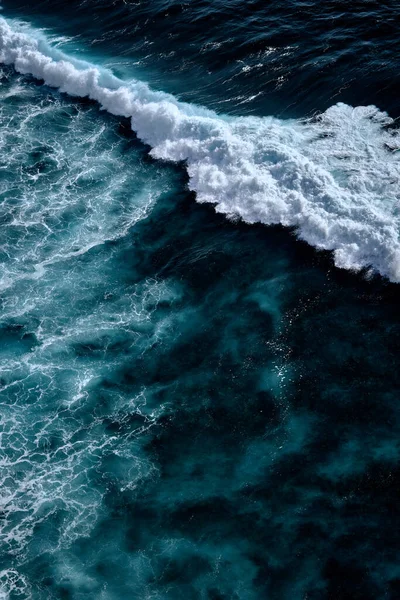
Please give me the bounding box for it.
[0,2,399,599]
[2,0,400,118]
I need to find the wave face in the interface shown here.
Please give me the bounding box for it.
[1,17,399,281]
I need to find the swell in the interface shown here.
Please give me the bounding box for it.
[1,16,399,281]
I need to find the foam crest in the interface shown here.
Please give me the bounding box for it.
[1,17,400,281]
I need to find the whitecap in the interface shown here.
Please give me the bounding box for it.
[1,16,399,281]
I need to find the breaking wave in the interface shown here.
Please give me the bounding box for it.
[1,16,399,281]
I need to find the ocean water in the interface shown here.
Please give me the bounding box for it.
[0,2,399,599]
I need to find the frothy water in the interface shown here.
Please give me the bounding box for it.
[0,68,296,596]
[0,65,180,596]
[1,17,399,281]
[1,8,400,600]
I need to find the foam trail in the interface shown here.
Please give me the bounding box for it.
[1,17,399,281]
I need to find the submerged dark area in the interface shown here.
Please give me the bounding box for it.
[0,2,400,599]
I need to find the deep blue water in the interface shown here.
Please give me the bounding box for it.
[0,2,400,599]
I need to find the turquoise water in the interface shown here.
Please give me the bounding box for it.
[0,4,400,600]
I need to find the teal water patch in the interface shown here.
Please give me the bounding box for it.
[0,68,183,595]
[0,68,290,598]
[1,68,400,600]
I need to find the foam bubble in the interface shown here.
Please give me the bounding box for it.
[1,16,399,281]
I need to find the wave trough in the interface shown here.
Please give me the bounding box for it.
[1,16,399,281]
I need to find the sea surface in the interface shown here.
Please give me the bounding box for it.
[0,1,399,599]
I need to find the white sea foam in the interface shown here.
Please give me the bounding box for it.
[1,17,399,281]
